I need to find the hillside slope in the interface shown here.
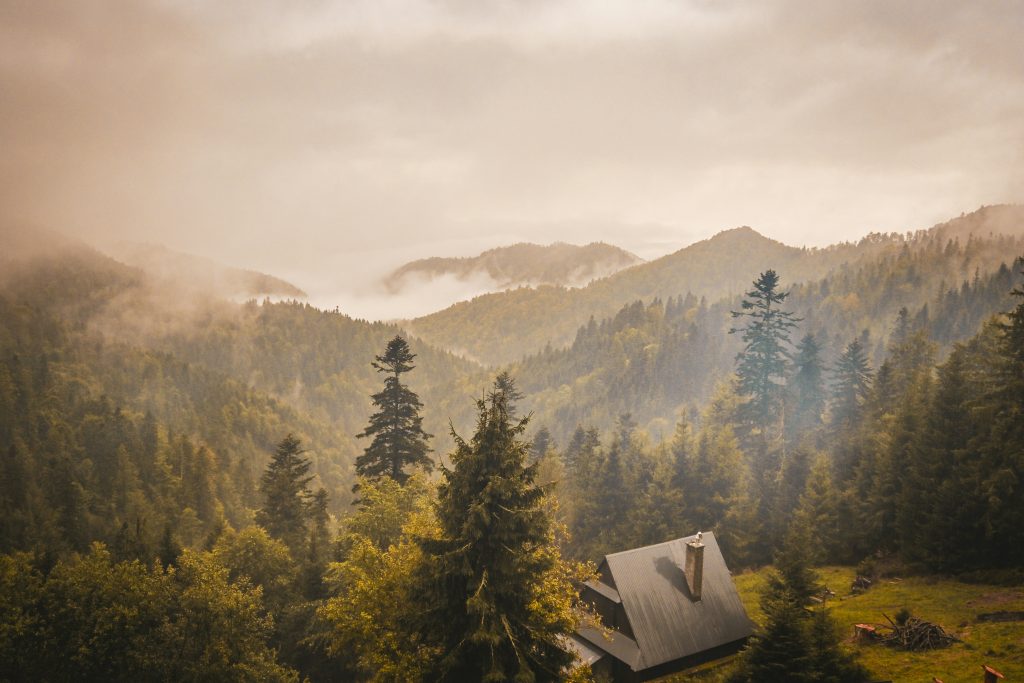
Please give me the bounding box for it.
[109,242,307,299]
[408,206,1024,366]
[406,227,887,365]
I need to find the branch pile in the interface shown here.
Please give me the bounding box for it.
[878,613,958,651]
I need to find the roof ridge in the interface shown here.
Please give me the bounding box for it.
[603,533,709,560]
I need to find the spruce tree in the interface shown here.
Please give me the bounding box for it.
[729,270,801,437]
[787,333,825,438]
[355,336,433,487]
[728,538,867,683]
[256,433,314,555]
[530,426,553,462]
[493,369,524,418]
[828,339,872,431]
[416,375,575,682]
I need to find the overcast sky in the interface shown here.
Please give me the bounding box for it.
[2,0,1023,316]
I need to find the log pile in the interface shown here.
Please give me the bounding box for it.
[878,613,958,651]
[851,575,872,594]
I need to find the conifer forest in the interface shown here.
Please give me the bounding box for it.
[2,3,1024,682]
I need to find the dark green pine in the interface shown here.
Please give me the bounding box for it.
[729,269,801,435]
[355,335,433,487]
[417,377,573,683]
[256,433,313,554]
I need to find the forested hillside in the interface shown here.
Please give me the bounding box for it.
[2,208,1023,681]
[545,263,1024,578]
[0,235,484,548]
[408,206,1024,365]
[515,230,1024,444]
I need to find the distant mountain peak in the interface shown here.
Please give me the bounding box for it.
[383,241,642,295]
[708,225,775,242]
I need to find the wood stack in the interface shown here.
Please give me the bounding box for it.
[878,613,958,651]
[851,575,873,593]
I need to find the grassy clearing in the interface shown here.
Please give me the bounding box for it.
[654,566,1024,683]
[730,566,1024,683]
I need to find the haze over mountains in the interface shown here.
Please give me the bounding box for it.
[2,202,1022,504]
[109,242,307,300]
[3,203,1024,681]
[384,242,641,294]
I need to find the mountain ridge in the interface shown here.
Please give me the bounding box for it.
[404,205,1024,366]
[108,242,308,300]
[383,241,642,294]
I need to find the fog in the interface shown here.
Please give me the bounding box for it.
[2,0,1022,320]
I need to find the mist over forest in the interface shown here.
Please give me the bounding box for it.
[3,1,1024,681]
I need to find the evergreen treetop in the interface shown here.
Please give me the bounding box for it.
[729,270,801,435]
[416,375,580,682]
[829,338,873,430]
[356,336,433,488]
[256,433,314,555]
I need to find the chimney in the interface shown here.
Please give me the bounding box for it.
[685,532,705,601]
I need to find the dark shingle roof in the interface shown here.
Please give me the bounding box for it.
[592,531,753,671]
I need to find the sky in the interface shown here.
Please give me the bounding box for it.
[2,0,1023,318]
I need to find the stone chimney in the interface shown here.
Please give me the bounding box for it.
[685,532,705,601]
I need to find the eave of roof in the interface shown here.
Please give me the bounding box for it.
[575,625,641,670]
[583,579,621,603]
[563,633,608,666]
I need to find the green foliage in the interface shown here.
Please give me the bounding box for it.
[787,333,826,438]
[0,544,298,682]
[415,376,584,682]
[828,339,873,435]
[212,526,297,613]
[320,477,441,681]
[257,434,315,555]
[730,269,801,436]
[735,565,1024,682]
[355,336,434,486]
[728,557,867,683]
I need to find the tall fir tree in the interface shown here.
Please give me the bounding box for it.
[356,336,433,488]
[415,376,577,682]
[729,270,801,439]
[256,433,314,555]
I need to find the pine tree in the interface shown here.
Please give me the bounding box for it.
[530,426,553,462]
[728,541,866,683]
[794,454,841,564]
[494,370,524,418]
[828,339,872,431]
[256,434,314,555]
[302,487,331,599]
[416,376,577,682]
[355,336,433,487]
[729,270,801,437]
[787,333,825,439]
[976,270,1024,566]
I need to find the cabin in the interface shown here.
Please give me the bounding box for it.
[568,531,754,682]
